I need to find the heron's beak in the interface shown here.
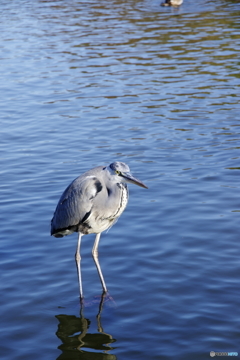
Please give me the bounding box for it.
[121,172,148,189]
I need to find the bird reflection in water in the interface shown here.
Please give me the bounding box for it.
[55,292,117,360]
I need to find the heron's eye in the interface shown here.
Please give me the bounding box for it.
[115,170,121,175]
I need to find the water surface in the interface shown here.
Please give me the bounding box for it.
[0,0,240,359]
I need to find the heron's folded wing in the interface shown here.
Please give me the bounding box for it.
[51,175,102,234]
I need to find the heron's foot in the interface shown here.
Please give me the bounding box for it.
[79,296,85,306]
[78,292,117,308]
[92,292,117,308]
[103,293,117,308]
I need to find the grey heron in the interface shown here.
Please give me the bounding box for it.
[51,161,148,299]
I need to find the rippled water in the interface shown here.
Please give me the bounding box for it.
[1,0,240,359]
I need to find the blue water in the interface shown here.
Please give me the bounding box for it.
[1,0,240,359]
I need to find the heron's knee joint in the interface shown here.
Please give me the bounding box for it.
[75,252,81,261]
[92,249,98,258]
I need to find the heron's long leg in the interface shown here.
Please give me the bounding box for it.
[75,232,83,299]
[92,233,108,294]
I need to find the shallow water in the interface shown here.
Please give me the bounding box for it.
[1,0,240,359]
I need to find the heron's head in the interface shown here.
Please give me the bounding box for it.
[107,162,148,189]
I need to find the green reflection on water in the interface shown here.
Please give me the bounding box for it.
[55,293,117,360]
